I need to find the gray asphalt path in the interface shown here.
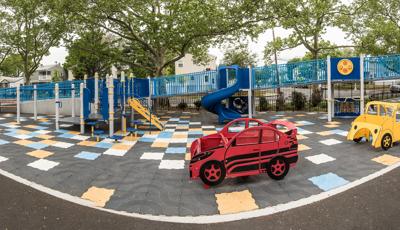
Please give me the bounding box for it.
[0,168,399,230]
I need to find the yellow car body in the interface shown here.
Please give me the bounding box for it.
[347,101,400,150]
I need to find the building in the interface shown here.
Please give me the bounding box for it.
[175,54,217,75]
[0,76,25,88]
[31,63,66,84]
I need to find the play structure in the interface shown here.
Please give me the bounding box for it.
[0,53,400,130]
[189,118,298,186]
[347,101,400,151]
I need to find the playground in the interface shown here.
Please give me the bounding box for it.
[0,55,400,222]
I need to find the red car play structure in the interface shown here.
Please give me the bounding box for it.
[189,118,299,186]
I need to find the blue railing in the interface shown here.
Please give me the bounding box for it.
[2,54,400,101]
[152,70,218,97]
[364,54,400,81]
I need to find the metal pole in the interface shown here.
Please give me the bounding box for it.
[121,71,126,134]
[109,74,114,137]
[327,56,332,122]
[33,85,37,120]
[84,74,87,87]
[71,83,75,118]
[130,73,134,126]
[248,65,253,118]
[94,72,99,114]
[16,84,20,124]
[80,83,85,134]
[147,76,152,132]
[55,83,59,131]
[360,54,365,114]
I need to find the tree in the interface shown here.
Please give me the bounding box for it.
[1,0,69,84]
[51,70,62,82]
[265,0,354,60]
[68,0,272,76]
[342,0,400,55]
[222,43,257,67]
[287,47,357,63]
[0,54,24,77]
[64,29,120,79]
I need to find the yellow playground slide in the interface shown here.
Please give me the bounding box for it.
[128,98,164,130]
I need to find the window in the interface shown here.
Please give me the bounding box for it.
[367,105,378,115]
[178,62,183,67]
[379,105,387,116]
[262,129,276,143]
[205,75,209,83]
[236,129,260,145]
[249,121,261,128]
[396,111,400,122]
[228,120,246,133]
[385,106,394,117]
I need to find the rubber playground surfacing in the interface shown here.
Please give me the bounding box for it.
[0,110,399,219]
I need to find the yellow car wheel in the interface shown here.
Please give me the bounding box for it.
[381,134,392,151]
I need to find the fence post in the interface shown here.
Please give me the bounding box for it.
[248,65,253,118]
[130,73,135,126]
[33,85,37,120]
[109,74,114,137]
[80,83,84,134]
[84,74,87,87]
[71,83,75,118]
[55,83,59,131]
[327,55,332,122]
[121,71,126,134]
[360,54,365,115]
[16,84,20,124]
[94,72,99,114]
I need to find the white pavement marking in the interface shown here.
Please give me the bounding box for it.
[305,154,336,165]
[0,159,399,224]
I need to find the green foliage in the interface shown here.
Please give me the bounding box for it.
[341,0,400,55]
[311,87,323,107]
[222,43,257,67]
[67,0,269,76]
[64,29,119,79]
[264,0,351,61]
[259,97,270,111]
[0,54,24,77]
[177,101,188,110]
[288,47,358,63]
[1,0,69,84]
[194,100,202,110]
[292,91,306,110]
[51,70,62,82]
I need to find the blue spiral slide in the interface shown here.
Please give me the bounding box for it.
[201,70,242,124]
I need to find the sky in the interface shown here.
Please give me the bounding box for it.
[41,26,353,66]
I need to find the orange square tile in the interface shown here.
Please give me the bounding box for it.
[180,116,191,119]
[151,142,169,148]
[173,133,188,139]
[215,190,259,214]
[295,114,306,117]
[16,130,31,135]
[27,150,54,159]
[78,141,97,147]
[14,140,34,146]
[112,144,131,150]
[203,131,217,135]
[372,154,400,166]
[185,153,191,160]
[81,186,115,207]
[298,144,311,151]
[68,131,80,135]
[317,131,334,136]
[324,124,339,128]
[297,135,308,140]
[123,136,138,141]
[37,134,54,139]
[40,140,58,145]
[327,121,341,125]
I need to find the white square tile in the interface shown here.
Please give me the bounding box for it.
[164,129,175,132]
[170,138,188,143]
[71,135,90,141]
[52,142,74,148]
[14,134,32,140]
[297,129,313,135]
[103,149,127,157]
[319,139,342,146]
[34,130,51,134]
[140,152,164,160]
[165,124,177,127]
[60,124,73,128]
[156,138,171,143]
[159,160,185,169]
[28,159,59,171]
[202,125,215,129]
[305,154,336,165]
[0,156,8,163]
[189,122,201,125]
[101,138,115,143]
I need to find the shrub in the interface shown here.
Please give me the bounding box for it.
[194,100,202,110]
[259,97,269,111]
[275,93,285,111]
[292,91,306,110]
[311,87,323,107]
[177,101,188,110]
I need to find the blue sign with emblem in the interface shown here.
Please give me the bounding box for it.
[331,57,360,81]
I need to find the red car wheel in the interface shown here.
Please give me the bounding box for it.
[267,157,289,180]
[200,161,226,186]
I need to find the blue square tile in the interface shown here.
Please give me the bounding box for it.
[169,118,180,122]
[74,151,100,160]
[95,142,113,149]
[0,139,9,145]
[58,133,74,138]
[139,137,155,143]
[188,131,203,135]
[308,173,349,191]
[26,142,49,150]
[158,132,173,138]
[166,147,187,154]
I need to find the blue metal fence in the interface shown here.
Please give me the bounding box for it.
[2,54,400,102]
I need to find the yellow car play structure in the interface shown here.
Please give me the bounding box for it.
[347,101,400,150]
